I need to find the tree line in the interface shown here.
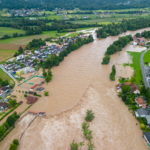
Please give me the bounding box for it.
[102,35,133,64]
[1,0,150,10]
[97,18,150,38]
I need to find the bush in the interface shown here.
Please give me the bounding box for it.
[24,94,27,97]
[85,110,95,122]
[122,85,130,93]
[101,55,110,64]
[9,143,17,150]
[140,124,146,129]
[70,140,79,150]
[13,139,19,146]
[44,91,49,96]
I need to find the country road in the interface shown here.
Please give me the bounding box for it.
[140,50,149,88]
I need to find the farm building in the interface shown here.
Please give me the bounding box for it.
[39,111,45,116]
[27,96,38,104]
[36,87,45,92]
[30,84,39,91]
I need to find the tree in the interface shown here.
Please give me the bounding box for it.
[87,141,94,150]
[9,143,17,150]
[13,139,19,146]
[8,99,16,107]
[0,126,5,138]
[43,70,47,77]
[85,110,95,122]
[44,91,49,96]
[45,75,52,83]
[48,69,52,76]
[6,116,14,127]
[33,59,38,65]
[2,122,9,130]
[122,95,127,102]
[18,46,24,54]
[102,55,110,64]
[122,85,130,93]
[70,140,79,150]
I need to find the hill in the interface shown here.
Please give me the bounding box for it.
[1,0,150,10]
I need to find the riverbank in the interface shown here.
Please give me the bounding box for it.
[1,28,150,150]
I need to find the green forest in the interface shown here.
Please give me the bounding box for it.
[1,0,150,10]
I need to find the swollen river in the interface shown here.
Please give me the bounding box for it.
[1,28,150,150]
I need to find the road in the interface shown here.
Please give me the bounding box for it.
[140,50,149,88]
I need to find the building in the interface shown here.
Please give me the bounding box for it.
[0,87,9,96]
[135,108,148,118]
[30,84,39,91]
[131,83,140,94]
[135,97,146,108]
[0,102,8,110]
[147,105,150,115]
[27,96,38,104]
[146,115,150,124]
[144,132,150,147]
[36,87,45,92]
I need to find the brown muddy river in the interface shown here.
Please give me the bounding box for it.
[1,28,150,150]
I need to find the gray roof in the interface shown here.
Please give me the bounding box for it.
[36,87,44,92]
[144,132,150,143]
[137,108,148,116]
[147,105,150,114]
[146,115,150,123]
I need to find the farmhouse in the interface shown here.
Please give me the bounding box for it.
[36,87,45,92]
[27,96,38,104]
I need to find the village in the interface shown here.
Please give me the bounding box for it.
[0,33,90,117]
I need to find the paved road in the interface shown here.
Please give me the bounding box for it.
[140,50,149,88]
[0,89,14,102]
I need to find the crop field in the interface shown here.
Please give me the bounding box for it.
[0,49,17,63]
[0,27,25,36]
[0,35,50,45]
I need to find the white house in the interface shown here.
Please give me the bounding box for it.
[16,54,25,60]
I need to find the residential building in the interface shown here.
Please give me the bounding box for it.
[144,132,150,147]
[135,97,146,108]
[0,102,8,110]
[146,115,150,124]
[135,108,148,118]
[131,83,140,94]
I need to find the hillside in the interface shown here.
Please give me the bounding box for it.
[1,0,150,10]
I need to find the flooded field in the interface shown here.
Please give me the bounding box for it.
[1,28,150,150]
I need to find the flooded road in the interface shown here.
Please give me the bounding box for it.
[1,28,150,150]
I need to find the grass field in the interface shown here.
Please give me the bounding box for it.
[0,49,17,63]
[0,35,50,45]
[128,51,143,85]
[143,50,150,64]
[0,27,25,36]
[0,68,14,84]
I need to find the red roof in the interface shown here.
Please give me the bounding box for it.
[138,37,145,41]
[139,43,145,46]
[30,84,39,89]
[28,110,38,114]
[39,111,45,113]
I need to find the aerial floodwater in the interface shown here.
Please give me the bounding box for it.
[1,28,150,150]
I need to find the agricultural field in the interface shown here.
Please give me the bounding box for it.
[0,27,25,36]
[0,68,14,84]
[143,50,150,64]
[0,49,17,63]
[0,35,50,45]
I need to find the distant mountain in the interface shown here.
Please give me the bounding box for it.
[1,0,150,10]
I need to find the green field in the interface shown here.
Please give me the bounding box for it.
[0,49,17,63]
[143,50,150,64]
[0,27,25,36]
[0,68,14,84]
[128,51,143,85]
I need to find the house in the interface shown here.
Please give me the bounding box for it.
[147,105,150,115]
[16,54,25,60]
[124,82,131,86]
[138,37,146,43]
[144,132,150,147]
[30,84,39,91]
[131,83,140,94]
[139,43,145,46]
[0,102,8,110]
[0,87,9,96]
[135,108,148,118]
[132,41,138,45]
[135,97,146,108]
[36,87,45,92]
[146,115,150,124]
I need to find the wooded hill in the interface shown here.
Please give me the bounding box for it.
[1,0,150,10]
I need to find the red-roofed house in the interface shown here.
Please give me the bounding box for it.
[135,97,146,108]
[30,84,39,91]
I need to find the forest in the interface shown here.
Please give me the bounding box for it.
[1,0,150,10]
